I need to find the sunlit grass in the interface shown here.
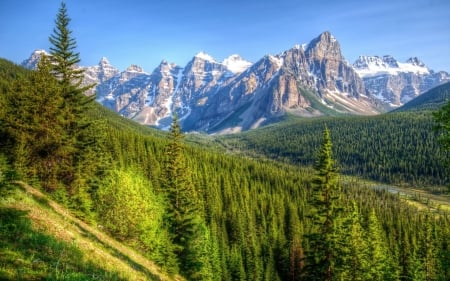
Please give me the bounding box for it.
[0,184,180,281]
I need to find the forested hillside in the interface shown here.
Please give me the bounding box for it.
[1,3,449,280]
[1,54,450,279]
[217,111,448,188]
[394,82,450,112]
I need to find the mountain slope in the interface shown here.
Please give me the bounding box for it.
[353,55,450,107]
[0,181,180,281]
[183,32,380,133]
[216,111,447,187]
[393,81,450,112]
[21,32,450,133]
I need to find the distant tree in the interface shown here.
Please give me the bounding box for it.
[303,126,341,281]
[336,201,370,281]
[366,209,397,280]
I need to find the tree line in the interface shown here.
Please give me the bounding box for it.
[217,112,448,188]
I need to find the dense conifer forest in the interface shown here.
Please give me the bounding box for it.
[1,2,449,280]
[217,111,448,188]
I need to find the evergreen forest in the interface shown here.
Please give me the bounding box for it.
[0,2,449,281]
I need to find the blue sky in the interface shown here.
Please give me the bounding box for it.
[1,0,449,72]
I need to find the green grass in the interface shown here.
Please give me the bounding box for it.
[0,206,125,280]
[0,183,180,281]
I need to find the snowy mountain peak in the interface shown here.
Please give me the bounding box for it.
[194,52,216,62]
[406,57,426,67]
[34,49,49,55]
[99,57,111,65]
[21,49,50,69]
[353,55,430,77]
[126,64,145,73]
[156,60,179,75]
[222,54,252,73]
[353,55,398,70]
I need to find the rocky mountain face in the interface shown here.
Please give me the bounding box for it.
[185,32,377,133]
[353,55,450,107]
[22,31,450,133]
[21,49,48,69]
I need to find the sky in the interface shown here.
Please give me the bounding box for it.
[1,0,449,72]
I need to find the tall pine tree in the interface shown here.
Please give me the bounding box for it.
[47,2,104,218]
[49,1,84,90]
[304,126,341,281]
[160,115,212,279]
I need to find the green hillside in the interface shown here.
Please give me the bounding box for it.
[217,111,448,188]
[393,82,450,112]
[0,180,180,281]
[1,55,450,280]
[1,2,449,279]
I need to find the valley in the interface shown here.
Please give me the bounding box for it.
[1,2,449,279]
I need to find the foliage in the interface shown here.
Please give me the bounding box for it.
[160,116,214,279]
[48,1,85,89]
[0,4,449,278]
[303,127,341,281]
[96,168,174,267]
[434,99,450,193]
[0,207,125,280]
[217,111,448,188]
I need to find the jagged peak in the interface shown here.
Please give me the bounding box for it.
[99,57,111,65]
[319,31,336,42]
[194,51,216,62]
[353,55,399,69]
[406,57,426,67]
[222,54,252,73]
[155,60,179,74]
[353,55,430,77]
[126,64,145,73]
[21,49,50,69]
[305,31,342,59]
[32,49,49,55]
[308,31,337,47]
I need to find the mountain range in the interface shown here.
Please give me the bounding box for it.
[22,31,450,133]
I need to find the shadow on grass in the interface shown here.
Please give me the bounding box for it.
[0,207,126,281]
[73,220,165,281]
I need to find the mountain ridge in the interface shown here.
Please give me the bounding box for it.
[21,31,450,133]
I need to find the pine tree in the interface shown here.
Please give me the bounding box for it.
[303,126,341,281]
[4,56,67,189]
[49,1,84,90]
[47,2,103,215]
[337,201,369,281]
[367,209,397,280]
[160,115,210,279]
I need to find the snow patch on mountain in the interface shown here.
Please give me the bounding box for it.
[269,55,284,70]
[353,55,430,78]
[222,54,252,73]
[126,64,147,74]
[195,52,216,62]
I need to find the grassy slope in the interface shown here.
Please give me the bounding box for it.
[0,182,182,281]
